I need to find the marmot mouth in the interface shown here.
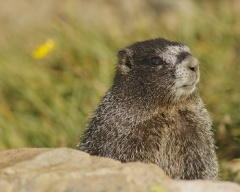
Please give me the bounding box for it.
[181,83,196,90]
[182,83,194,87]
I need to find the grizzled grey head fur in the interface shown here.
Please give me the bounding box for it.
[115,38,199,105]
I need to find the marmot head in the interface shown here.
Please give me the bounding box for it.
[115,38,200,105]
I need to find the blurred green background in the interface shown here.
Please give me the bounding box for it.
[0,0,239,182]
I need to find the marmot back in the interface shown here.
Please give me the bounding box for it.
[78,38,219,180]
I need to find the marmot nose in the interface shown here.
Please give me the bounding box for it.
[186,55,199,72]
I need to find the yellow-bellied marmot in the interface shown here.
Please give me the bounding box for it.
[78,38,219,180]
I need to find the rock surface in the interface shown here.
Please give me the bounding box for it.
[0,148,240,192]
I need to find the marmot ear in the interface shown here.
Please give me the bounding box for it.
[117,50,132,74]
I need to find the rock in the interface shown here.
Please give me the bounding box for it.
[0,148,239,192]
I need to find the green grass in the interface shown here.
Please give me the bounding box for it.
[0,0,239,182]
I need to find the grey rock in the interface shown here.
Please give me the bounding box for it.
[0,148,239,192]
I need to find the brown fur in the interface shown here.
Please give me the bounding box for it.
[78,38,219,180]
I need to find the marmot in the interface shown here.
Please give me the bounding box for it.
[78,38,219,180]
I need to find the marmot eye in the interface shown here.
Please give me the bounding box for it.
[150,57,163,66]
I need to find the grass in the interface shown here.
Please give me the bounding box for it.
[0,0,239,182]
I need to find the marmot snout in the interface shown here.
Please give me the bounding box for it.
[78,38,219,180]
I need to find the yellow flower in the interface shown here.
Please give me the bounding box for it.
[32,39,55,59]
